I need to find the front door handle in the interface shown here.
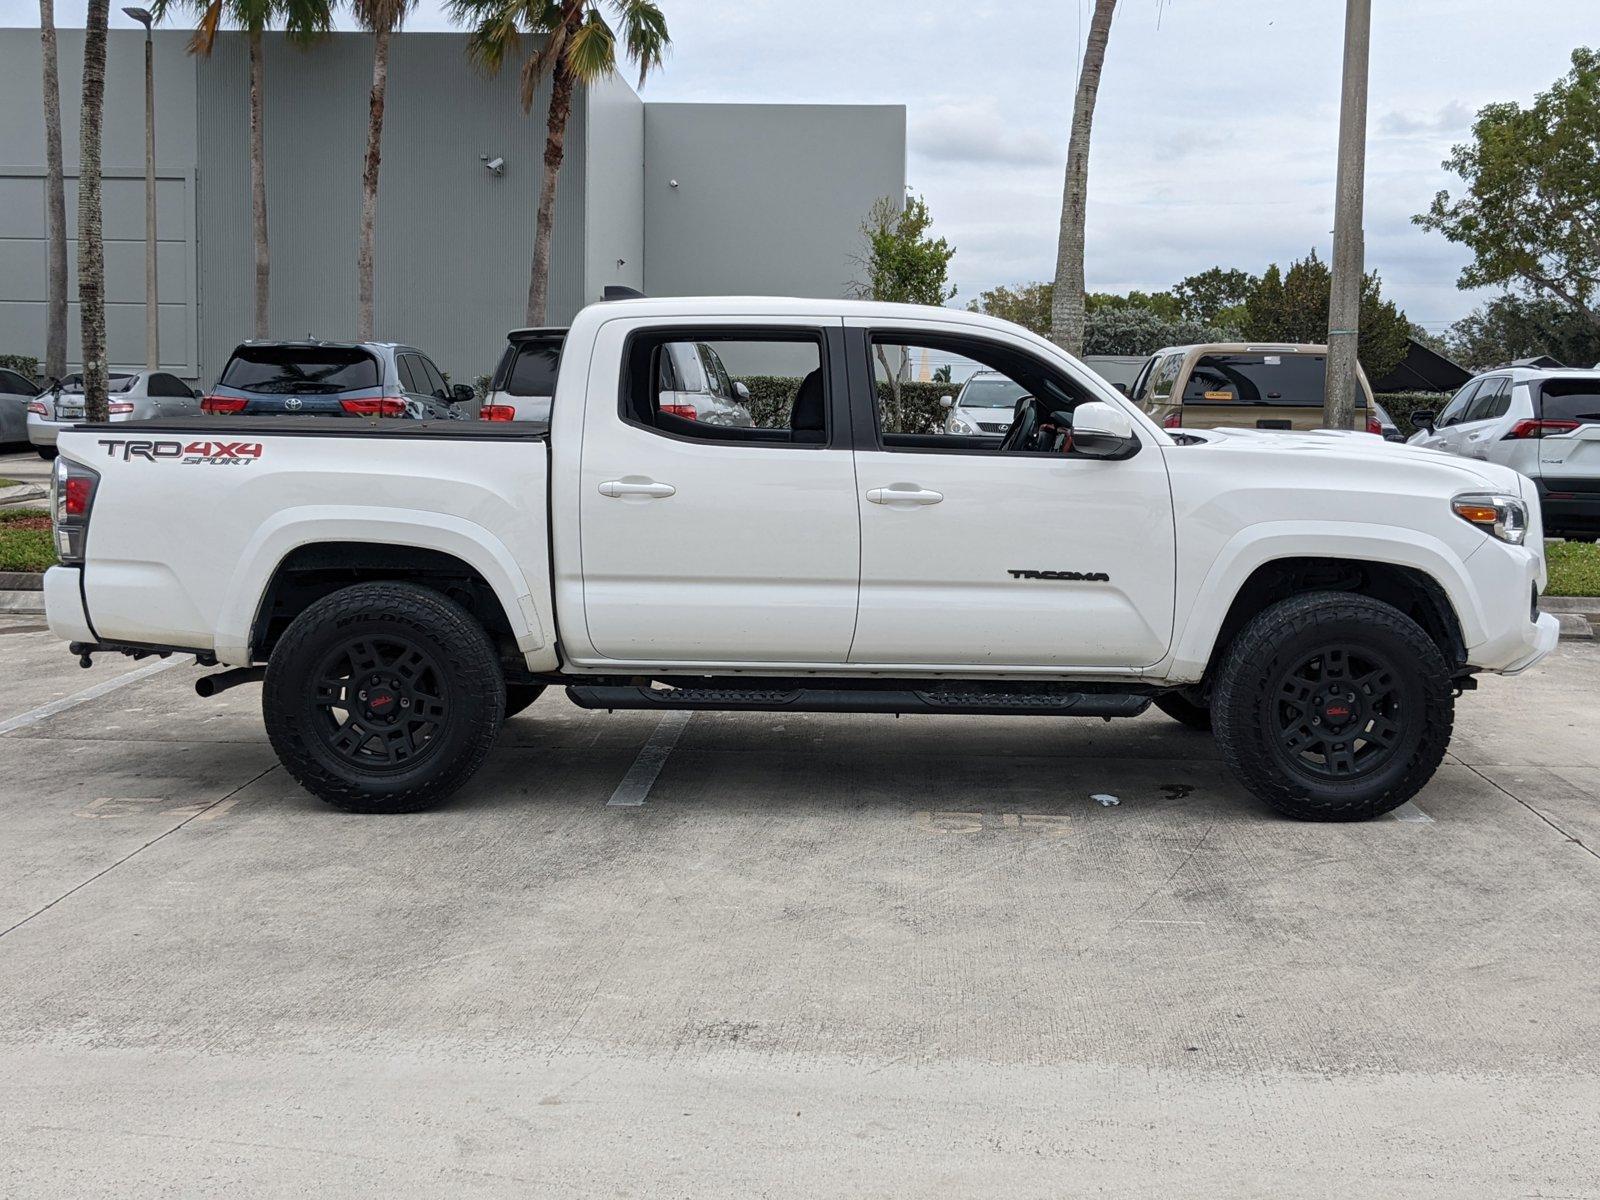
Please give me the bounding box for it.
[866,484,944,506]
[599,479,676,499]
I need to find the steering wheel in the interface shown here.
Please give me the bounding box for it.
[999,397,1042,453]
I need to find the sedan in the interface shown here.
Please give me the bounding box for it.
[27,370,202,458]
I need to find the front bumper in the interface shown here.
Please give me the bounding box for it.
[1498,613,1560,676]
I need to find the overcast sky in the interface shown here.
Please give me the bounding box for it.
[7,0,1593,328]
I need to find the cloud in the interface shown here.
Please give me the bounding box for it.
[912,99,1062,168]
[1379,100,1474,137]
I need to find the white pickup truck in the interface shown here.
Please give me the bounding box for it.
[43,297,1558,821]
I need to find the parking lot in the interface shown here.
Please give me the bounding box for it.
[0,614,1594,1197]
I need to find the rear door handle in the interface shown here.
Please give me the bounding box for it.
[866,484,944,506]
[599,479,676,499]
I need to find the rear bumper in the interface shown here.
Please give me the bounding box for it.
[43,566,95,644]
[1534,479,1600,537]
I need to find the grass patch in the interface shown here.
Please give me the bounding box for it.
[1546,539,1600,597]
[0,478,21,488]
[0,507,55,572]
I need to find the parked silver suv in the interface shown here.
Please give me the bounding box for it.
[1409,366,1600,540]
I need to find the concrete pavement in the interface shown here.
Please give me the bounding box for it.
[0,623,1597,1197]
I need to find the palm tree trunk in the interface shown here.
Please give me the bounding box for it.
[78,0,111,423]
[527,56,575,327]
[249,28,270,340]
[39,0,68,382]
[1050,0,1118,355]
[357,25,390,341]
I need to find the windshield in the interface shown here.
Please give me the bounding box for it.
[1183,353,1364,408]
[219,346,381,394]
[958,377,1030,408]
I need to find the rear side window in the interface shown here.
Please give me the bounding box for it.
[622,329,827,446]
[220,346,380,394]
[1181,353,1364,408]
[1538,379,1600,424]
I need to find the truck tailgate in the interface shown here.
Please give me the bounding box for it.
[58,419,557,670]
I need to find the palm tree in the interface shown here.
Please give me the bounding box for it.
[1050,0,1118,355]
[77,0,112,422]
[451,0,669,325]
[38,0,68,383]
[351,0,416,341]
[151,0,331,339]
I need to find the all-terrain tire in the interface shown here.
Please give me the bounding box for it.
[1211,591,1453,821]
[37,446,57,460]
[263,582,505,813]
[503,684,546,720]
[1154,691,1212,732]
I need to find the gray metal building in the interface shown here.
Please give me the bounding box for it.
[0,28,905,383]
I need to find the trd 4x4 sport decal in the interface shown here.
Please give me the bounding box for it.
[98,439,264,466]
[1008,568,1112,582]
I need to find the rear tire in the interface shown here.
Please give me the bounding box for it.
[503,684,546,720]
[1211,591,1453,821]
[36,446,57,460]
[1154,691,1212,731]
[263,582,505,813]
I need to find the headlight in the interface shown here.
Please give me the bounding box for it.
[948,417,977,435]
[1452,492,1528,545]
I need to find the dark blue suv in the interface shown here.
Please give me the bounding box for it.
[203,340,477,420]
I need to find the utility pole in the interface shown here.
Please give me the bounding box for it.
[124,6,158,370]
[1325,0,1370,430]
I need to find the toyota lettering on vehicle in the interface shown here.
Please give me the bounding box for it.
[96,438,265,465]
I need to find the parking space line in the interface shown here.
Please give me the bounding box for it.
[0,656,188,737]
[1390,801,1434,823]
[607,710,693,807]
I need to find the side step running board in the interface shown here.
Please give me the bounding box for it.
[566,684,1151,719]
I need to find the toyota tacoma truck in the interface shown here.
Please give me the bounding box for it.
[42,297,1558,821]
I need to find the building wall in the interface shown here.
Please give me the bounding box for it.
[195,31,586,384]
[582,71,644,306]
[642,103,906,301]
[0,28,199,374]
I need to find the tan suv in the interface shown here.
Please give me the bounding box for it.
[1131,343,1379,433]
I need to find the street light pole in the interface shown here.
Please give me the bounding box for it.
[1325,0,1371,430]
[124,6,157,370]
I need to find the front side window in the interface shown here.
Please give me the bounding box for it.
[869,332,1098,454]
[1145,354,1184,403]
[1437,380,1480,428]
[1464,378,1508,423]
[623,330,827,446]
[416,356,448,398]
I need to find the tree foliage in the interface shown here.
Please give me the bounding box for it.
[967,281,1051,336]
[1172,267,1256,326]
[1086,289,1181,319]
[1082,306,1239,357]
[1416,47,1600,326]
[1445,293,1600,371]
[1242,249,1410,380]
[854,193,956,307]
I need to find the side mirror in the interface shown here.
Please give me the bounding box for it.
[1411,409,1436,433]
[1113,381,1131,397]
[1071,400,1141,460]
[939,395,954,409]
[451,383,475,404]
[733,381,751,402]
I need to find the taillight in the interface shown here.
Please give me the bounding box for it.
[108,402,135,415]
[1366,415,1382,436]
[1162,410,1183,428]
[51,457,100,566]
[660,403,698,420]
[201,396,248,414]
[339,398,407,417]
[480,404,516,422]
[27,401,48,417]
[1503,419,1581,439]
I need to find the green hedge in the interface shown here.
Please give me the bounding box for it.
[1376,391,1448,437]
[0,354,38,380]
[739,375,953,434]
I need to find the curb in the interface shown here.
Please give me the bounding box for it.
[0,590,45,615]
[1551,612,1594,640]
[0,483,48,506]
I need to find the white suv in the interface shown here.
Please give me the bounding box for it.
[1409,367,1600,541]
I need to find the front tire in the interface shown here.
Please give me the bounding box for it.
[1212,591,1453,821]
[263,582,505,813]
